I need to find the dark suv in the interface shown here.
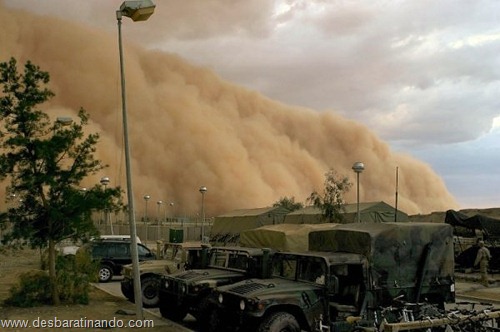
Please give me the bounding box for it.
[79,239,156,282]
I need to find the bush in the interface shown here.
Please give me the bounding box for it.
[4,270,51,307]
[4,250,99,307]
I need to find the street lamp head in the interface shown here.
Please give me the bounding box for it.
[144,195,151,201]
[118,0,156,21]
[352,161,365,174]
[56,116,73,126]
[100,176,110,186]
[199,186,207,194]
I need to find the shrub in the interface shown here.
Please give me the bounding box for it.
[4,250,99,306]
[4,270,51,307]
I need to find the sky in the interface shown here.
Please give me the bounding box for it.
[1,0,498,215]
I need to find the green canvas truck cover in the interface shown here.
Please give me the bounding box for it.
[239,223,339,251]
[309,222,454,290]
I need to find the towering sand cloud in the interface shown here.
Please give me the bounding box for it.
[0,3,457,217]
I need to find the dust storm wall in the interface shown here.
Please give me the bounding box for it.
[0,3,458,217]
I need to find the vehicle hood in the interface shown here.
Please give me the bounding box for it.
[220,278,323,299]
[122,259,179,275]
[167,268,245,284]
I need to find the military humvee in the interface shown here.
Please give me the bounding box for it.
[209,222,455,332]
[158,246,273,327]
[120,241,205,307]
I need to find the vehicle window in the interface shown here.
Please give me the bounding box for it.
[92,244,107,257]
[187,249,202,267]
[227,253,249,271]
[298,258,326,284]
[173,247,184,261]
[272,256,297,280]
[110,243,128,256]
[137,244,151,256]
[209,251,228,267]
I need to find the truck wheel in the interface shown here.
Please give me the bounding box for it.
[204,306,226,332]
[141,276,160,308]
[197,296,220,332]
[98,265,113,283]
[159,301,188,322]
[258,312,300,332]
[120,281,134,302]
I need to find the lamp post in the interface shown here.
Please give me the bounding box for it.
[352,162,365,223]
[100,176,112,234]
[116,0,156,320]
[156,200,162,239]
[199,186,207,242]
[143,195,151,223]
[169,202,174,223]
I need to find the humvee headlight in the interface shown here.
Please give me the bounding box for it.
[164,280,170,289]
[218,294,223,304]
[239,300,246,311]
[181,284,187,294]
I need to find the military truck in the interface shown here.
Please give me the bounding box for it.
[158,246,273,326]
[209,222,456,332]
[120,241,205,308]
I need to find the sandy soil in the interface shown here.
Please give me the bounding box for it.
[0,247,183,331]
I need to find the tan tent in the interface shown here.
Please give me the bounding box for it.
[210,206,290,245]
[239,223,339,252]
[284,201,409,224]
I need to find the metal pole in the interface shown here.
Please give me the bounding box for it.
[356,172,360,223]
[117,12,143,320]
[394,166,399,222]
[201,192,205,241]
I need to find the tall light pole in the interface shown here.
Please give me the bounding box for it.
[352,162,365,223]
[199,186,207,242]
[156,200,162,239]
[169,202,174,223]
[100,176,112,234]
[116,0,156,320]
[143,195,151,223]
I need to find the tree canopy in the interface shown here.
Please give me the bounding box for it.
[307,168,352,223]
[272,196,304,212]
[0,57,122,304]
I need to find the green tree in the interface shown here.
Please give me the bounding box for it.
[307,168,352,223]
[0,58,122,305]
[272,196,304,212]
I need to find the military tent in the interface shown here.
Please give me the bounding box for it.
[445,210,500,240]
[240,223,339,252]
[284,201,409,224]
[210,206,290,245]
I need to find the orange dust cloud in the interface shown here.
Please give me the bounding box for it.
[0,3,458,217]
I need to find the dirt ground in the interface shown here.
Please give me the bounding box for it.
[0,247,184,331]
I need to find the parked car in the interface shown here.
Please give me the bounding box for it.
[78,238,156,282]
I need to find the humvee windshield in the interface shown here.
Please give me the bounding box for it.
[271,254,327,285]
[163,244,183,260]
[208,250,250,271]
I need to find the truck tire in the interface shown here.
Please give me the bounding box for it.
[159,301,188,322]
[197,296,220,332]
[98,265,113,283]
[120,281,134,302]
[258,312,300,332]
[141,276,160,308]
